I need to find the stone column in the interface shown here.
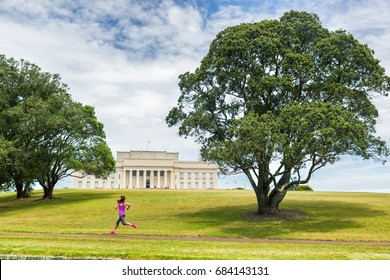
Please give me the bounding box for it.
[143,169,147,188]
[170,170,174,189]
[151,170,155,188]
[157,170,161,188]
[119,168,125,189]
[136,170,140,189]
[129,169,133,188]
[164,170,168,187]
[125,169,129,188]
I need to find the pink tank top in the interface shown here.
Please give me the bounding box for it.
[118,202,126,216]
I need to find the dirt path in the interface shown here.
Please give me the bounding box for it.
[1,231,389,246]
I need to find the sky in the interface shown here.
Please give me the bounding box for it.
[1,0,390,192]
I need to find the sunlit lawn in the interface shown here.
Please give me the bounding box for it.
[0,188,389,259]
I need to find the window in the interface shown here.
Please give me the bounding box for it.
[180,182,184,189]
[95,181,99,188]
[210,182,214,189]
[132,170,137,176]
[195,182,199,189]
[210,173,213,179]
[180,172,184,179]
[202,182,206,189]
[187,172,191,180]
[86,181,90,188]
[160,171,165,176]
[103,181,106,188]
[188,182,191,189]
[111,182,114,189]
[202,172,206,180]
[195,172,199,179]
[78,181,82,188]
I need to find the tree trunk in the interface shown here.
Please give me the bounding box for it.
[267,188,288,214]
[42,185,55,200]
[15,179,23,199]
[15,179,32,199]
[254,187,288,215]
[264,169,291,214]
[255,187,268,214]
[22,182,31,198]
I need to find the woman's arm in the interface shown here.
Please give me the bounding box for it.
[126,202,131,210]
[114,202,118,209]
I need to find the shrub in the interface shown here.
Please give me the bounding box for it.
[296,185,314,191]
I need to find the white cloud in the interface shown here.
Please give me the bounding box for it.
[1,0,389,191]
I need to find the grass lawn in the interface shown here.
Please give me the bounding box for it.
[0,188,389,259]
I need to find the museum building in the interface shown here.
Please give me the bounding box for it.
[74,151,219,189]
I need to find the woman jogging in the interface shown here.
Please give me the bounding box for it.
[111,195,136,234]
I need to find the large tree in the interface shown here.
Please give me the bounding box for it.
[0,56,58,198]
[25,93,115,200]
[166,11,390,214]
[0,55,115,199]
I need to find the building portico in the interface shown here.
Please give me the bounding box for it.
[121,169,174,189]
[116,151,178,189]
[74,150,219,189]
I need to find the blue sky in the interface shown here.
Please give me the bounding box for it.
[1,0,389,192]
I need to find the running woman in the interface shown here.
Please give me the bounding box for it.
[111,195,136,234]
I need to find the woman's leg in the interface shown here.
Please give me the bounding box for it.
[125,221,136,228]
[115,215,136,229]
[120,216,127,225]
[114,216,121,231]
[121,216,136,228]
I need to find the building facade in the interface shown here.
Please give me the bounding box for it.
[74,151,219,189]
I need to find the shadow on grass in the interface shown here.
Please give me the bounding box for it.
[175,200,387,239]
[0,189,115,214]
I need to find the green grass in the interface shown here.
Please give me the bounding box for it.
[1,234,388,260]
[0,188,389,259]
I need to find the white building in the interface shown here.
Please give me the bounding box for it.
[74,151,219,189]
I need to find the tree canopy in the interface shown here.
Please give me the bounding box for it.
[0,55,115,199]
[166,11,390,214]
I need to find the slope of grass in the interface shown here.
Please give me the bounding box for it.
[0,188,389,259]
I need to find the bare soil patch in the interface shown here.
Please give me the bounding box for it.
[240,209,309,221]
